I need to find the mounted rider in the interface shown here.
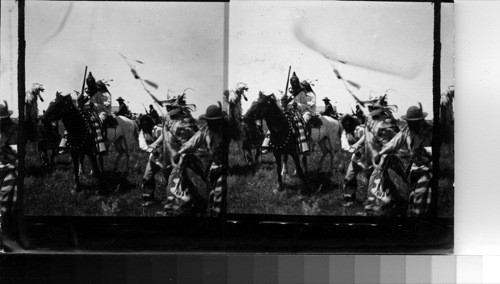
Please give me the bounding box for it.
[115,97,132,119]
[59,72,108,154]
[320,97,338,119]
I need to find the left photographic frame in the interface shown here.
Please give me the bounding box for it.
[1,0,229,251]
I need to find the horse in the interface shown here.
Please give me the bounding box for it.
[240,111,264,165]
[103,114,140,173]
[226,93,264,166]
[43,93,103,193]
[245,92,307,191]
[73,92,139,174]
[25,84,61,170]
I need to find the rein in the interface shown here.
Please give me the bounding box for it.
[269,113,293,151]
[61,103,91,152]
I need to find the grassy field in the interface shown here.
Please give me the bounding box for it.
[23,128,454,218]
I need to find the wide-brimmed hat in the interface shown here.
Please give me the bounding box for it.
[199,105,224,120]
[116,97,125,102]
[322,97,331,102]
[0,101,13,118]
[402,103,427,121]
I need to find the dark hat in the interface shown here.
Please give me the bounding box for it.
[401,103,427,121]
[0,101,14,118]
[199,105,224,120]
[322,97,331,102]
[116,97,125,102]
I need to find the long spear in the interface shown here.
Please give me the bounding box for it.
[119,53,163,107]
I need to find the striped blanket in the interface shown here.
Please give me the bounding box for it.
[0,146,17,215]
[82,109,107,155]
[286,112,310,155]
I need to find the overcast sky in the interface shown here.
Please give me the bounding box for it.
[1,1,225,117]
[1,1,452,119]
[229,1,454,119]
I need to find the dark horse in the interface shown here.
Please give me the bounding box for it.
[245,92,307,191]
[44,93,102,193]
[240,104,265,165]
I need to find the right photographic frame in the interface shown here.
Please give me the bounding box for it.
[225,0,454,251]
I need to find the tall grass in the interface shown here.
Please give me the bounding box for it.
[23,134,454,217]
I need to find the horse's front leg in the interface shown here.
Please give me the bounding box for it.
[281,155,289,176]
[88,154,103,194]
[302,154,308,176]
[98,154,104,173]
[114,152,123,173]
[291,153,308,194]
[71,152,82,193]
[255,146,261,165]
[78,155,85,175]
[273,151,284,193]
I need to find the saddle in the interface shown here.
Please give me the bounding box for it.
[104,116,119,129]
[309,114,323,129]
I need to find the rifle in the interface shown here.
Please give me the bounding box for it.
[349,104,356,115]
[78,66,88,108]
[284,66,292,98]
[143,104,149,115]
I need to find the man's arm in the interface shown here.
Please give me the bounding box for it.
[177,128,207,156]
[379,131,406,156]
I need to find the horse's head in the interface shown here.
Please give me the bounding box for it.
[44,92,73,121]
[245,91,279,120]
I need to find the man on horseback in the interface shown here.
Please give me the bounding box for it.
[114,97,132,119]
[320,97,338,119]
[0,101,18,247]
[147,104,160,125]
[355,104,365,124]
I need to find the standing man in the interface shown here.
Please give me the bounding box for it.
[0,101,18,246]
[361,102,406,216]
[115,97,132,119]
[374,104,433,217]
[340,115,366,203]
[173,104,234,217]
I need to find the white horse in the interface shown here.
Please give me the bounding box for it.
[282,114,342,175]
[102,115,139,173]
